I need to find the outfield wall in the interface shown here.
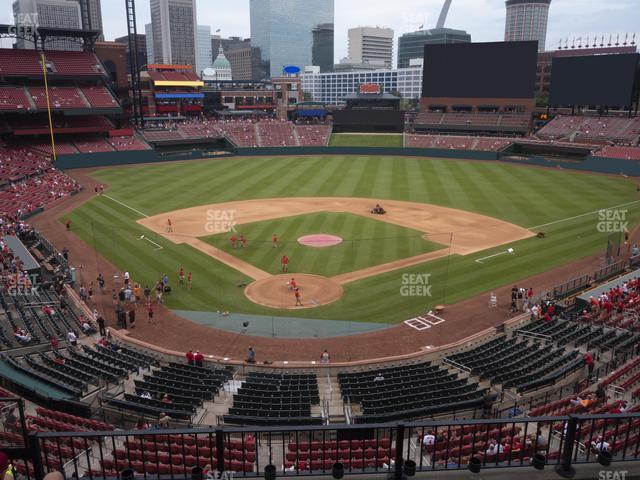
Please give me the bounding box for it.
[54,147,640,177]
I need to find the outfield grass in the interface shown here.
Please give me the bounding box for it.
[203,212,443,277]
[329,134,404,147]
[63,155,640,323]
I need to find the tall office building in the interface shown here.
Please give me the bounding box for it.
[13,0,83,50]
[250,0,334,78]
[347,27,394,69]
[195,25,212,74]
[145,23,154,66]
[397,27,471,68]
[115,33,148,73]
[150,0,197,67]
[312,23,334,72]
[504,0,552,52]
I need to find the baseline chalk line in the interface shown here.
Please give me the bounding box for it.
[102,194,149,218]
[528,200,640,230]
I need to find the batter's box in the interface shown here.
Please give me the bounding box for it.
[404,318,431,331]
[424,312,446,325]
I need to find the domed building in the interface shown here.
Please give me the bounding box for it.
[206,45,232,81]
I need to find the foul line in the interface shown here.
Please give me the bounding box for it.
[475,250,510,264]
[139,236,163,251]
[528,200,640,230]
[102,194,149,218]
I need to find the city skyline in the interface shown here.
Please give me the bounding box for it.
[1,0,638,59]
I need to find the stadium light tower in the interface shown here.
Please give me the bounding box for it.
[125,0,144,128]
[436,0,452,29]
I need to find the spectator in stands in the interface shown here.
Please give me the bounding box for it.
[13,328,31,343]
[422,430,435,447]
[536,430,549,452]
[158,412,171,427]
[135,418,149,430]
[373,373,385,382]
[140,391,152,400]
[66,330,77,347]
[485,440,504,455]
[81,319,93,334]
[186,350,194,365]
[584,352,595,375]
[194,351,204,367]
[50,335,58,350]
[570,393,597,409]
[161,394,172,404]
[595,383,607,401]
[97,315,106,337]
[632,244,640,256]
[591,436,609,453]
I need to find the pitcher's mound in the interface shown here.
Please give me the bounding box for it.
[298,234,343,248]
[245,274,343,310]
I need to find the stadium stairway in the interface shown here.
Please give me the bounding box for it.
[318,374,346,424]
[22,86,36,110]
[76,87,92,109]
[292,127,301,146]
[254,124,262,147]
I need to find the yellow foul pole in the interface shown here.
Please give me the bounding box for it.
[39,52,57,163]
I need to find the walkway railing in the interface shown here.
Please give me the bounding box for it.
[3,411,638,479]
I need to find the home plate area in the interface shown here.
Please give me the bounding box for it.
[404,311,446,331]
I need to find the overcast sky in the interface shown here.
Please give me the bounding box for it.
[1,0,639,59]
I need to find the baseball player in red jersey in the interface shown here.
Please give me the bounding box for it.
[281,255,289,272]
[178,266,185,285]
[272,233,279,248]
[187,272,192,290]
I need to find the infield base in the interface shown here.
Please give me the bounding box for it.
[245,274,343,310]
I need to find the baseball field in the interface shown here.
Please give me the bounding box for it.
[62,155,640,323]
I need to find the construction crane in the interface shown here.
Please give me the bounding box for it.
[436,0,452,29]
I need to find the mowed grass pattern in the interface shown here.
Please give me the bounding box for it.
[204,212,443,277]
[63,155,640,323]
[329,134,404,147]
